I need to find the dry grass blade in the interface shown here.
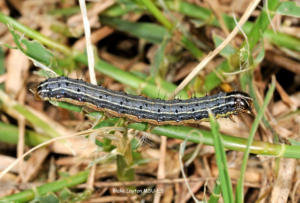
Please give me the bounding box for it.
[168,0,260,99]
[270,158,296,202]
[79,0,96,85]
[0,127,124,180]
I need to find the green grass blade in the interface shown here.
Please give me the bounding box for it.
[139,0,172,30]
[0,11,71,55]
[276,2,300,17]
[100,16,203,59]
[209,111,233,203]
[128,123,299,159]
[204,60,231,92]
[100,16,169,44]
[7,26,57,67]
[74,53,189,99]
[151,37,169,78]
[166,1,300,52]
[203,0,279,91]
[49,101,83,113]
[139,0,204,58]
[49,4,92,17]
[208,177,221,203]
[130,71,183,96]
[0,90,61,138]
[0,46,4,91]
[102,0,141,17]
[2,116,300,160]
[92,117,300,159]
[180,35,204,58]
[115,118,135,184]
[0,171,89,203]
[235,78,275,203]
[0,122,50,146]
[241,0,279,51]
[0,12,189,100]
[93,117,299,159]
[212,34,236,58]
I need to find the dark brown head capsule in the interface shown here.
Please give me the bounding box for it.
[233,91,254,115]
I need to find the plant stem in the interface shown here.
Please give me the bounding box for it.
[0,171,89,203]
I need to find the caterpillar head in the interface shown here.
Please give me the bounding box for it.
[233,91,254,115]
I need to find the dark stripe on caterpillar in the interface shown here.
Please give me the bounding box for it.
[34,76,254,126]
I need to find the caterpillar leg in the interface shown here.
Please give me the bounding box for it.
[145,123,155,133]
[82,107,107,128]
[228,115,236,123]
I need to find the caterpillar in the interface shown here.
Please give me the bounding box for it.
[33,76,254,126]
